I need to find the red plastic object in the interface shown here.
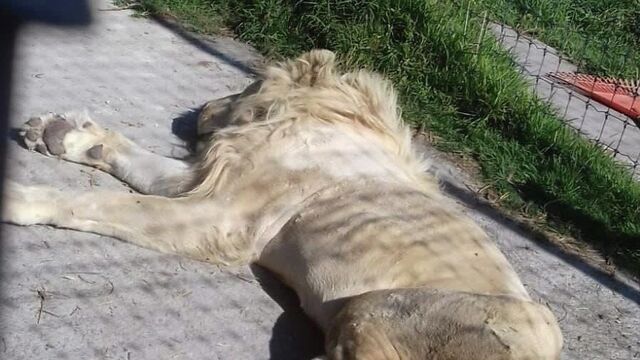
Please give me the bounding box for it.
[547,72,640,121]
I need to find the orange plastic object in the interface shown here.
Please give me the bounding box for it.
[547,72,640,121]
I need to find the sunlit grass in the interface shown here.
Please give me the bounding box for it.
[470,0,640,78]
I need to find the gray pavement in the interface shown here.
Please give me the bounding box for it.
[1,2,639,359]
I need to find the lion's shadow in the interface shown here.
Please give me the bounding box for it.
[251,265,325,360]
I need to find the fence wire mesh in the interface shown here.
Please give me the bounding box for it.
[455,1,640,178]
[3,2,640,360]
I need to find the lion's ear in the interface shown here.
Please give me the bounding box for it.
[265,49,337,87]
[292,49,337,86]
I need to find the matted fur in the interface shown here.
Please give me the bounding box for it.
[189,50,436,198]
[3,49,562,359]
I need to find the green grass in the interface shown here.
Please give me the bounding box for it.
[469,0,640,78]
[128,0,640,277]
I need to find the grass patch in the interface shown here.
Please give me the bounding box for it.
[126,0,226,33]
[469,0,640,78]
[128,0,640,277]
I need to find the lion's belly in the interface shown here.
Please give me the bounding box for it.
[258,184,529,329]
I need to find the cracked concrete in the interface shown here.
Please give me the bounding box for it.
[1,1,638,359]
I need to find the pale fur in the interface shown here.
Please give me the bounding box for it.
[2,50,562,359]
[190,51,435,198]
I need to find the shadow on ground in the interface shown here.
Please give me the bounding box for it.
[440,178,640,305]
[251,265,325,360]
[151,15,257,76]
[171,108,200,152]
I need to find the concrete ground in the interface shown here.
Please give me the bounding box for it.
[1,2,639,359]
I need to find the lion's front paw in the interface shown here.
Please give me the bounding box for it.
[21,112,111,170]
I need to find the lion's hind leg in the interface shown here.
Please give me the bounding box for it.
[327,288,562,360]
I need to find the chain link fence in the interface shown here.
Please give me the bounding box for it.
[457,2,640,178]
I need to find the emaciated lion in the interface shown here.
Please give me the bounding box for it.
[2,50,562,359]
